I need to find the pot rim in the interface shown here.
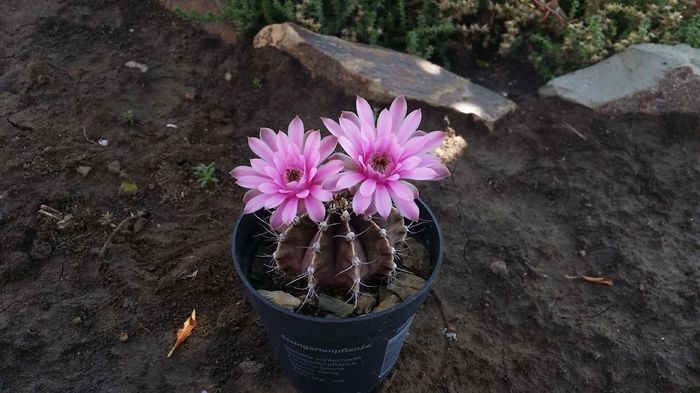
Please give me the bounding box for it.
[231,199,443,324]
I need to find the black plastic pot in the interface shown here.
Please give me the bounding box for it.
[231,200,443,393]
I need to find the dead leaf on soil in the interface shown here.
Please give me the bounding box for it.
[565,275,613,286]
[167,309,196,358]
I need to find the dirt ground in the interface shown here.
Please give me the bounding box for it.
[1,1,699,392]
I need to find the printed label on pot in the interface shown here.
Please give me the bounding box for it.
[379,316,414,379]
[280,334,373,383]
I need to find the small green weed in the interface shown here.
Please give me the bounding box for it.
[192,163,219,188]
[119,180,138,194]
[174,5,219,22]
[121,109,135,125]
[252,77,263,90]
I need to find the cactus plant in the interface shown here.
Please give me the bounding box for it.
[231,96,449,311]
[272,201,408,305]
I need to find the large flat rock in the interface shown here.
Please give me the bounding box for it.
[254,23,516,129]
[540,44,700,114]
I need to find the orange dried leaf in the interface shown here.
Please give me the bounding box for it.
[167,309,196,358]
[565,275,613,286]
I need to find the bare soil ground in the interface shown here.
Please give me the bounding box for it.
[1,1,699,392]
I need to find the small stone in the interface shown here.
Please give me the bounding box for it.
[72,316,82,325]
[387,272,426,301]
[107,161,121,175]
[318,294,355,318]
[578,249,587,257]
[257,290,300,309]
[489,260,508,279]
[30,239,52,261]
[238,360,263,374]
[373,294,400,313]
[224,72,232,81]
[125,60,148,73]
[77,166,92,176]
[401,238,431,277]
[184,91,195,101]
[133,218,146,234]
[355,293,377,314]
[119,332,129,342]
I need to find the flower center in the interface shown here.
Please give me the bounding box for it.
[369,152,392,174]
[285,168,302,183]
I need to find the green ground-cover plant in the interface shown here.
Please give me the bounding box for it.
[192,163,219,188]
[217,0,699,79]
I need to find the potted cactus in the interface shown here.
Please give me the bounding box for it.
[230,96,449,393]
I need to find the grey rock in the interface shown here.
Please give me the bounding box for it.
[387,272,426,301]
[355,293,377,314]
[238,360,263,374]
[318,294,355,318]
[401,237,431,277]
[257,290,300,310]
[77,166,92,177]
[373,293,400,313]
[254,23,516,129]
[489,260,508,279]
[107,160,121,175]
[540,44,700,114]
[72,316,82,325]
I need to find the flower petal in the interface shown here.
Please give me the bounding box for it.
[399,167,439,181]
[259,182,279,194]
[281,197,299,225]
[296,189,310,198]
[352,192,372,215]
[230,165,257,179]
[259,127,277,150]
[269,206,285,229]
[376,109,392,137]
[356,96,374,128]
[335,171,365,190]
[386,180,415,201]
[309,185,333,201]
[389,190,420,221]
[244,193,268,214]
[397,109,421,144]
[358,178,376,196]
[263,193,287,209]
[321,117,343,138]
[304,130,320,155]
[315,160,345,181]
[329,152,360,171]
[374,184,392,218]
[318,135,337,160]
[288,116,305,148]
[236,175,270,188]
[243,189,262,203]
[389,96,407,134]
[248,137,275,163]
[305,197,325,222]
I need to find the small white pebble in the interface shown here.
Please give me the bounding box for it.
[166,123,178,129]
[98,138,109,147]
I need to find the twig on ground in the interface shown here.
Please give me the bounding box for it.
[99,212,140,257]
[82,120,98,145]
[561,121,588,141]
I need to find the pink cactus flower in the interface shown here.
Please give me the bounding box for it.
[321,96,450,221]
[230,116,343,228]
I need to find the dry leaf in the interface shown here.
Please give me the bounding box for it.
[167,309,196,358]
[565,275,613,286]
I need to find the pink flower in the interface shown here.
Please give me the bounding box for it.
[321,96,450,220]
[230,116,343,228]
